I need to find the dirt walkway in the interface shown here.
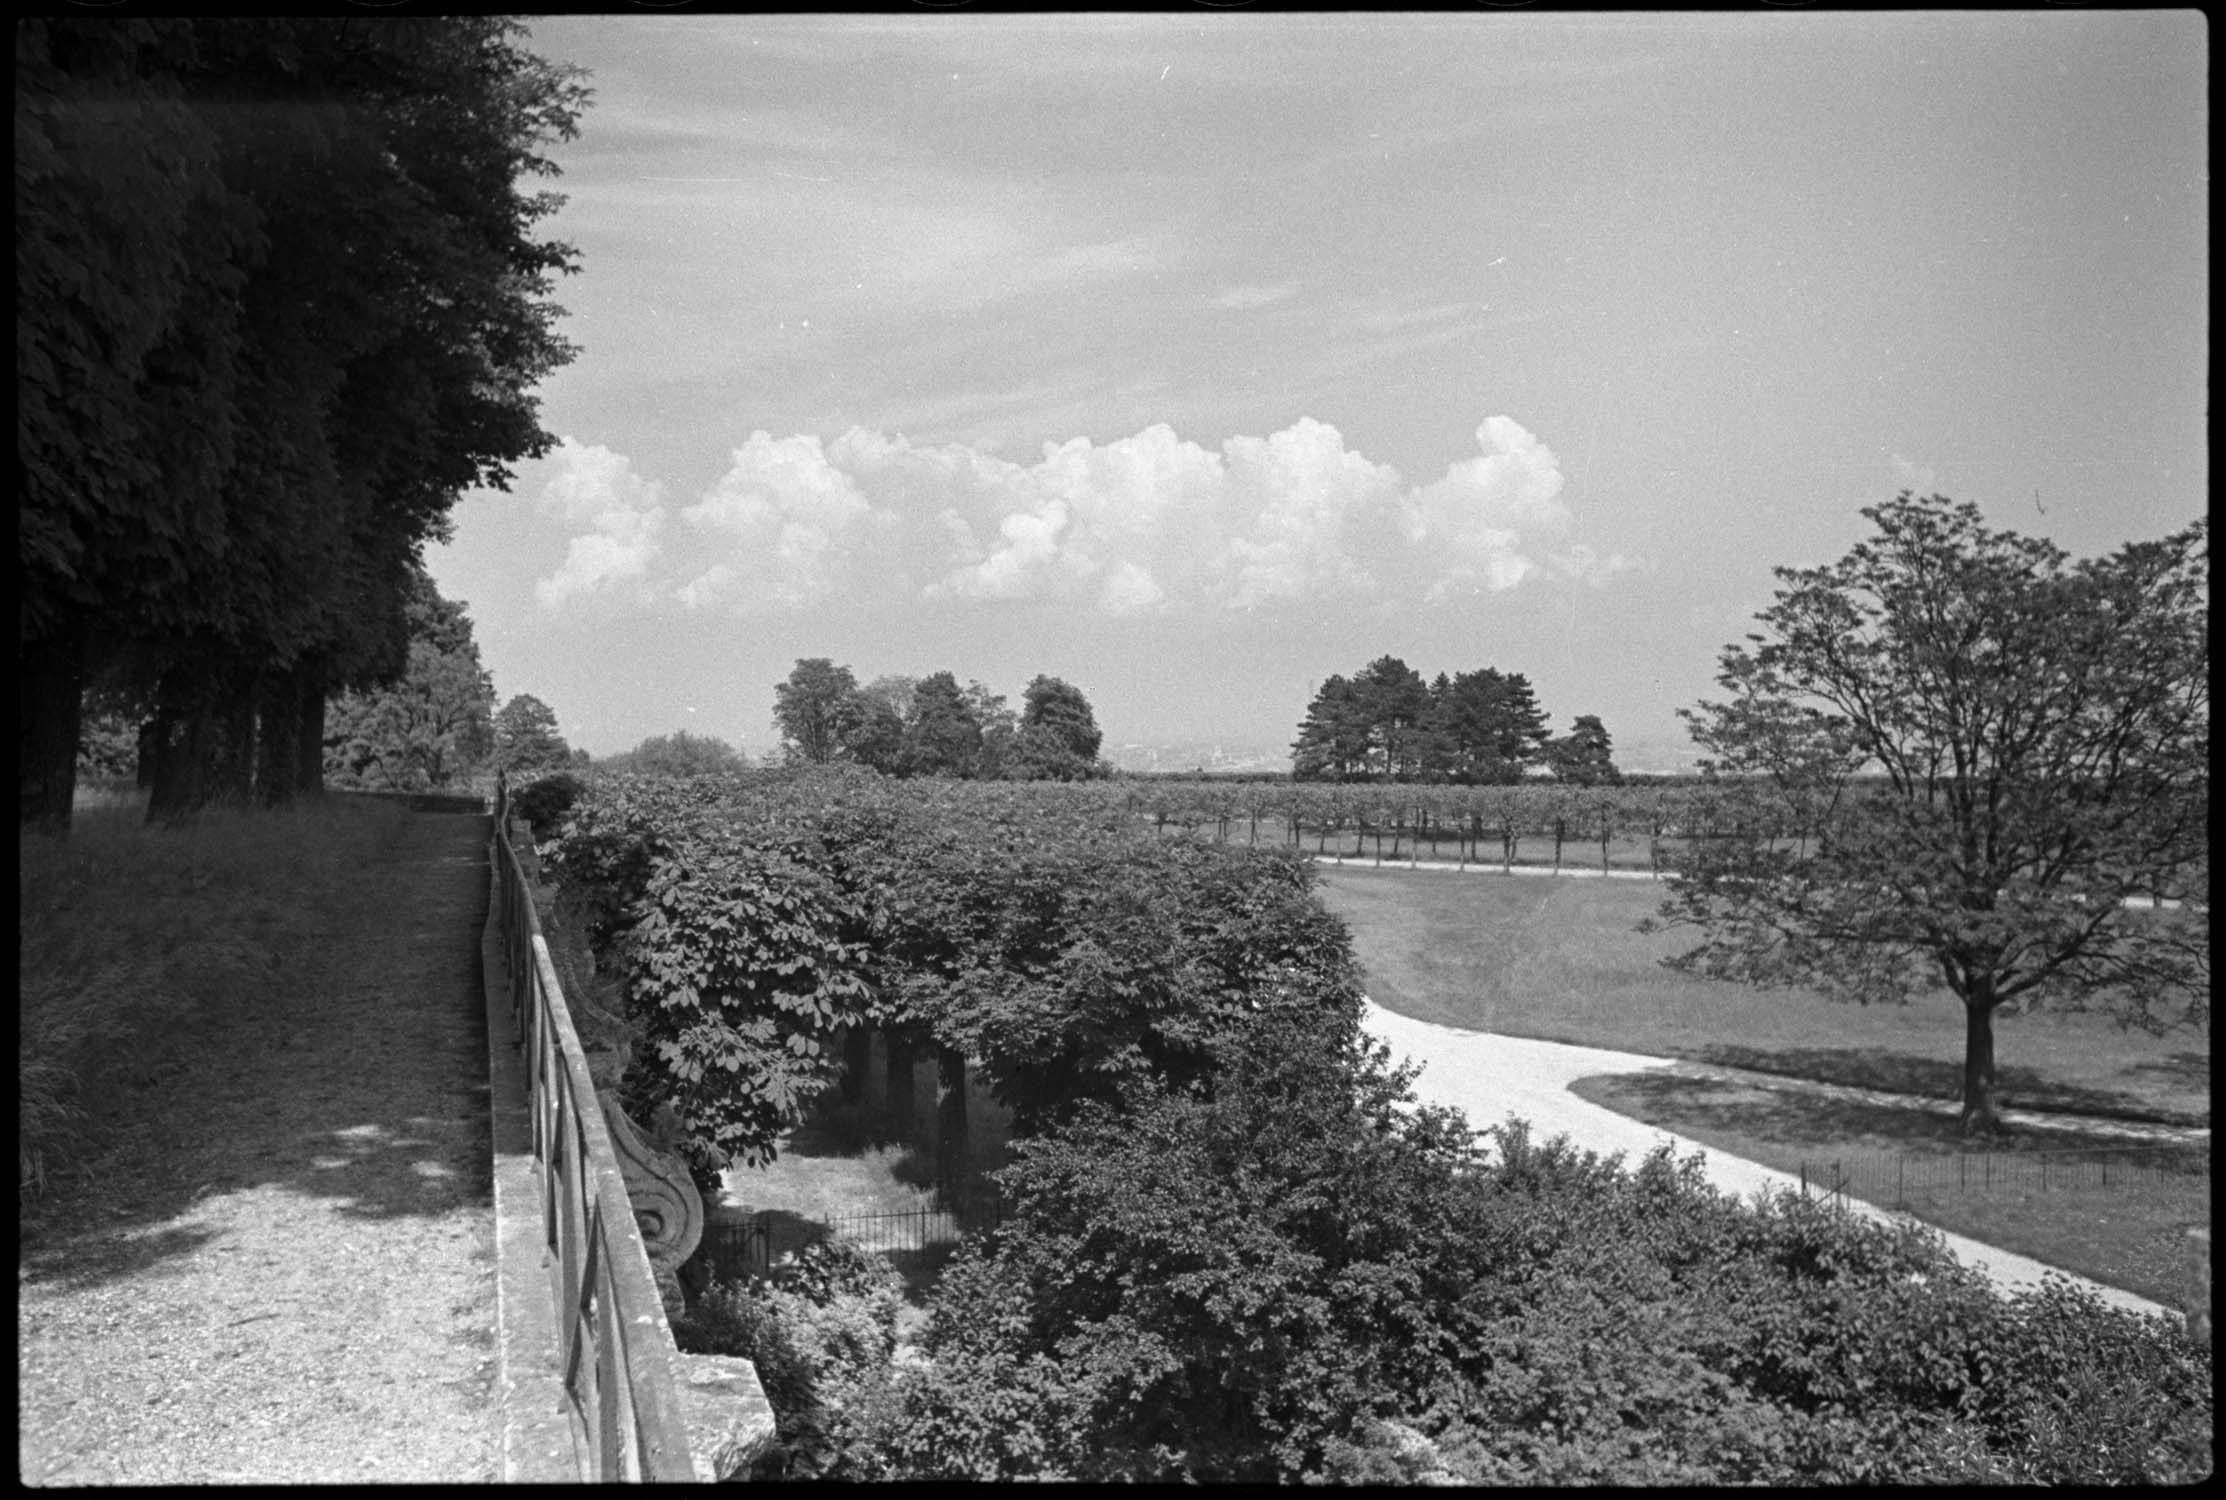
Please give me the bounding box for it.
[1361,1001,2180,1322]
[18,812,500,1485]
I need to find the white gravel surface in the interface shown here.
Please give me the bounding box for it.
[1361,999,2177,1320]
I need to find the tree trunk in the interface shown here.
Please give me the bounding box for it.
[839,1024,870,1105]
[145,667,210,825]
[136,718,161,789]
[935,1045,969,1195]
[295,662,327,797]
[1961,990,2003,1136]
[19,620,86,833]
[146,658,255,823]
[886,1034,916,1147]
[206,664,258,807]
[255,668,303,807]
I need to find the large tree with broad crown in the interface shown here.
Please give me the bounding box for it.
[1647,493,2208,1135]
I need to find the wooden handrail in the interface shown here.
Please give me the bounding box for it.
[492,775,697,1482]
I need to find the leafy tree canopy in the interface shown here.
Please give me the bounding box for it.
[1017,674,1106,776]
[773,659,1111,782]
[775,658,864,765]
[1547,714,1622,786]
[1649,493,2209,1134]
[903,672,985,779]
[17,16,587,828]
[323,570,495,791]
[600,729,746,778]
[1293,658,1559,784]
[492,692,572,777]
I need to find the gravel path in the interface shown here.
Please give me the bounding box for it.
[18,813,500,1485]
[1361,1000,2178,1320]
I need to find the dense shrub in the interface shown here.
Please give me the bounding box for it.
[546,773,1367,1172]
[671,1242,909,1480]
[866,1075,2211,1484]
[549,773,2210,1483]
[508,771,586,839]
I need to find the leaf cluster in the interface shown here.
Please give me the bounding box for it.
[1293,655,1609,784]
[881,1044,2211,1483]
[671,1241,906,1480]
[545,772,1364,1170]
[1659,495,2209,1028]
[772,659,1110,780]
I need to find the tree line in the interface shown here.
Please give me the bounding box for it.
[773,658,1109,781]
[1291,656,1619,784]
[20,17,588,829]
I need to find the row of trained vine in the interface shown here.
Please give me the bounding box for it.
[1115,776,1848,867]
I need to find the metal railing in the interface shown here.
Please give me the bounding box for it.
[699,1198,1003,1284]
[1797,1142,2211,1214]
[492,776,696,1482]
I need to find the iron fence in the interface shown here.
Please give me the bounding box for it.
[492,775,696,1482]
[1797,1142,2211,1214]
[699,1197,1004,1285]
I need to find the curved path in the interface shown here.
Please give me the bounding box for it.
[18,810,500,1485]
[1361,1000,2177,1321]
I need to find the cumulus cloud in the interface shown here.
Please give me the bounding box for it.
[1219,418,1402,606]
[676,432,895,612]
[534,413,1642,617]
[533,440,668,609]
[1401,416,1571,602]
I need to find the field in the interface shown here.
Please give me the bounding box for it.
[1314,865,2210,1302]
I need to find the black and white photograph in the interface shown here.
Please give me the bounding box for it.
[20,6,2209,1484]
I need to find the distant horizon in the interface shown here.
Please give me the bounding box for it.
[428,13,2205,769]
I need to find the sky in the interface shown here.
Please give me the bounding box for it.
[425,10,2209,771]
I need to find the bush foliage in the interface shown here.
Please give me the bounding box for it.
[552,770,2210,1483]
[507,771,586,840]
[546,770,1363,1171]
[672,1240,907,1479]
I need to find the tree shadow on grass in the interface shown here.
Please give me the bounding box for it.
[2119,1050,2210,1093]
[1586,1070,2182,1157]
[1688,1043,2189,1123]
[18,814,498,1292]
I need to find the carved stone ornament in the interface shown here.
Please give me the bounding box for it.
[598,1091,704,1320]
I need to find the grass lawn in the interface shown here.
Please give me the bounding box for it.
[1314,866,2210,1124]
[1316,863,2211,1303]
[1569,1068,2210,1307]
[20,792,417,1207]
